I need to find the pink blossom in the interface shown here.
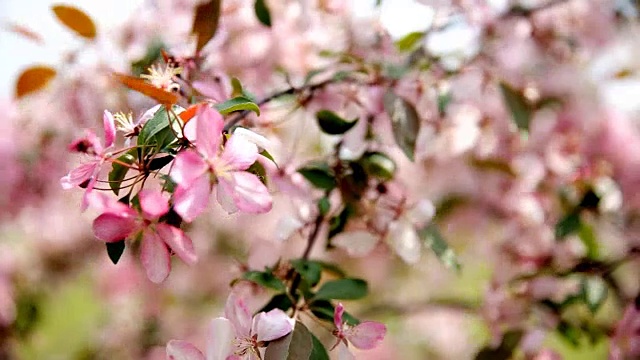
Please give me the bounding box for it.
[171,105,272,221]
[332,302,386,358]
[610,304,640,360]
[90,191,196,283]
[166,293,293,360]
[60,110,117,210]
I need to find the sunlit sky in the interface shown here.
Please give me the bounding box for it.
[0,0,438,98]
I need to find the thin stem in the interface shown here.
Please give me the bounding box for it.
[288,213,325,306]
[95,175,140,184]
[223,76,362,132]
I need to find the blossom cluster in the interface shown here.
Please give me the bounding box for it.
[2,0,640,359]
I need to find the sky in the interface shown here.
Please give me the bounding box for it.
[0,0,143,98]
[0,0,436,98]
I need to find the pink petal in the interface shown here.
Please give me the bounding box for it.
[224,293,252,338]
[252,309,294,342]
[206,318,235,360]
[345,321,386,350]
[68,130,102,154]
[86,191,136,215]
[103,110,116,148]
[141,229,171,283]
[196,105,224,159]
[218,172,272,214]
[192,79,229,103]
[139,190,170,220]
[172,151,208,186]
[166,340,205,360]
[219,135,258,172]
[156,224,197,265]
[93,213,138,242]
[173,174,211,222]
[334,303,345,330]
[60,161,98,190]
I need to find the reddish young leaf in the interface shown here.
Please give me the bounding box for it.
[192,0,221,53]
[113,73,179,105]
[179,103,206,125]
[15,66,57,98]
[51,5,97,39]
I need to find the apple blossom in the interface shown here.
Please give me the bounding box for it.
[331,302,386,359]
[166,293,293,360]
[171,104,272,221]
[60,110,116,209]
[90,190,196,283]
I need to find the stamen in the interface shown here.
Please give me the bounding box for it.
[141,64,183,92]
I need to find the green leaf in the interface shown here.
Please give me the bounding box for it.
[317,197,331,216]
[581,276,607,314]
[313,261,346,278]
[556,211,581,239]
[395,31,424,52]
[160,174,177,193]
[419,224,461,271]
[243,271,286,292]
[260,149,277,164]
[108,150,136,195]
[254,0,272,27]
[475,330,523,360]
[314,279,368,300]
[192,0,221,53]
[298,161,336,190]
[328,205,354,239]
[315,110,358,135]
[309,333,330,360]
[291,259,322,287]
[332,70,353,81]
[215,96,261,116]
[360,152,396,181]
[309,300,360,325]
[259,294,294,313]
[383,90,420,161]
[383,63,410,80]
[309,300,334,321]
[247,161,268,186]
[231,77,244,98]
[499,81,532,132]
[578,221,599,259]
[137,106,181,155]
[304,68,325,85]
[148,155,174,171]
[230,77,257,102]
[557,321,582,347]
[106,240,125,264]
[437,91,452,116]
[264,321,312,360]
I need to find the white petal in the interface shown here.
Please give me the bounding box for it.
[224,293,252,338]
[166,340,205,360]
[206,318,235,360]
[386,219,421,264]
[406,199,435,228]
[232,127,271,151]
[252,309,294,342]
[332,231,379,257]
